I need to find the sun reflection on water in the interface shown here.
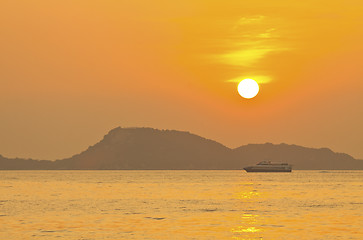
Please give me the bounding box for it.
[231,183,264,239]
[231,213,264,240]
[234,183,262,200]
[235,191,261,199]
[232,226,261,233]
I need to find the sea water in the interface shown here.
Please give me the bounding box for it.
[0,170,362,239]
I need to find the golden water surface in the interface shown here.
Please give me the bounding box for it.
[0,171,362,239]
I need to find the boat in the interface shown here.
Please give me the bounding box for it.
[244,161,292,172]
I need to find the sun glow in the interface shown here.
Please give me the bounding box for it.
[237,79,259,99]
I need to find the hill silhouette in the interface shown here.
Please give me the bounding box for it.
[1,127,362,170]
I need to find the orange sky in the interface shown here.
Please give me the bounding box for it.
[1,0,363,160]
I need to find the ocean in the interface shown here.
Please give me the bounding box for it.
[0,170,362,239]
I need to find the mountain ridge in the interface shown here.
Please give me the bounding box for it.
[0,127,362,170]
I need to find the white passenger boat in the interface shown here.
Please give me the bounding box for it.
[244,161,292,172]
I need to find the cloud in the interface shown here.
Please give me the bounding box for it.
[213,15,291,80]
[218,47,278,67]
[236,15,266,26]
[257,28,277,39]
[226,75,272,84]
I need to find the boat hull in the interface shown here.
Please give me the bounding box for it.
[244,167,292,172]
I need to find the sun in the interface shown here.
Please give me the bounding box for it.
[237,79,259,99]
